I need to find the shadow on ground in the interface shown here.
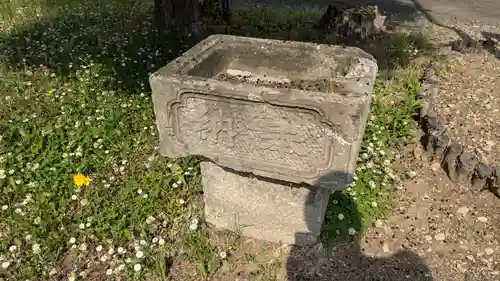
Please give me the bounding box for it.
[286,171,433,281]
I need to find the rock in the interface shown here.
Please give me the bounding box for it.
[443,142,463,182]
[477,216,488,223]
[382,243,390,253]
[472,163,493,190]
[457,206,470,216]
[424,235,433,242]
[413,146,424,160]
[431,162,441,172]
[435,233,446,241]
[408,171,418,179]
[484,234,494,241]
[457,151,479,184]
[485,248,494,255]
[457,263,468,273]
[374,220,383,227]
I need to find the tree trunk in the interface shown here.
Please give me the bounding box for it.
[155,0,201,37]
[154,0,232,38]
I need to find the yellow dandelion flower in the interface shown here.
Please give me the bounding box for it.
[73,173,90,187]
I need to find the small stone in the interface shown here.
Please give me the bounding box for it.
[466,255,475,261]
[434,233,446,241]
[408,171,417,178]
[431,162,441,171]
[374,220,383,227]
[457,206,470,216]
[413,146,423,159]
[457,263,468,273]
[424,235,433,242]
[484,234,494,241]
[382,243,390,253]
[485,248,494,255]
[477,216,488,223]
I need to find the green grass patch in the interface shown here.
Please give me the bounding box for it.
[0,0,430,279]
[322,64,423,246]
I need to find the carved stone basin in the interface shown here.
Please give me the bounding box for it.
[150,34,377,189]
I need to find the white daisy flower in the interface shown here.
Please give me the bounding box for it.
[134,264,142,272]
[219,251,227,259]
[32,244,41,254]
[117,247,125,254]
[136,251,144,258]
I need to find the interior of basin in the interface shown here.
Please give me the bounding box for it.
[186,42,354,87]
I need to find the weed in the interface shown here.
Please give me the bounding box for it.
[386,32,432,69]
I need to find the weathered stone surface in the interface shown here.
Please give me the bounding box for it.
[150,34,377,188]
[443,142,463,182]
[201,161,331,245]
[457,151,478,184]
[419,99,429,120]
[434,134,450,162]
[317,4,386,40]
[490,167,500,197]
[472,163,493,190]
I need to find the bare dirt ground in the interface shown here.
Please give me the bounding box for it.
[361,140,500,281]
[432,51,500,166]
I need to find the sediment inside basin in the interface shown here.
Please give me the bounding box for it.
[215,69,340,92]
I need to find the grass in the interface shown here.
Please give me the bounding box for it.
[0,0,431,279]
[321,63,423,245]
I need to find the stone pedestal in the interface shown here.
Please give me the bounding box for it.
[150,34,377,245]
[201,161,330,245]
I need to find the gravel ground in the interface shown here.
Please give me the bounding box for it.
[357,142,500,281]
[285,141,500,281]
[432,51,500,166]
[301,142,500,281]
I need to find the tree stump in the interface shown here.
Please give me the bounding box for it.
[317,2,386,40]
